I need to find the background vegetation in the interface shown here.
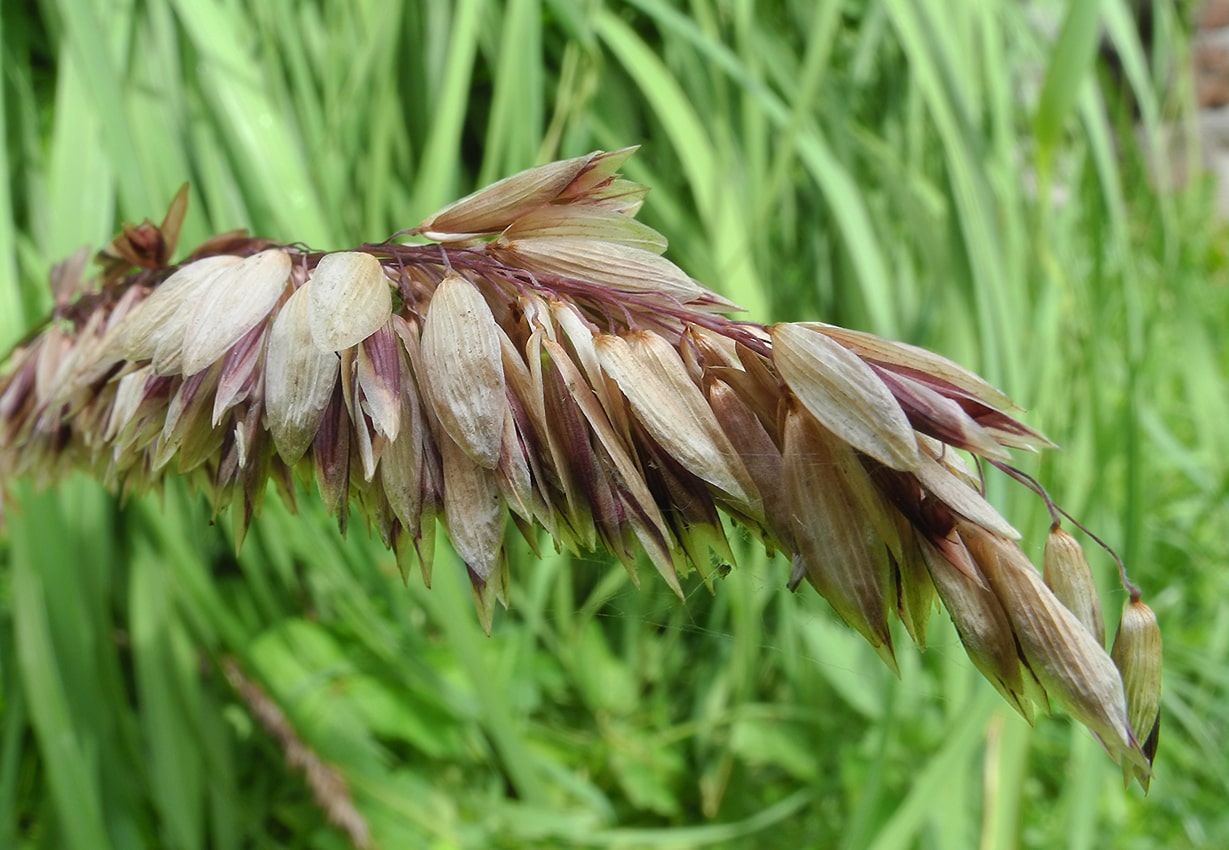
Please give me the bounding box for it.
[2,1,1226,847]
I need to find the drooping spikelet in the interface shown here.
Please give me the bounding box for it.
[0,148,1159,784]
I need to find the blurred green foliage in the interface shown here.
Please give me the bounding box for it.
[1,1,1227,848]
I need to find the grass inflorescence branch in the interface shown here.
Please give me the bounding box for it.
[0,149,1161,790]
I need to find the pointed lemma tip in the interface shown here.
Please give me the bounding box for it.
[1001,684,1037,726]
[872,636,900,678]
[392,543,414,587]
[666,574,686,602]
[468,568,496,636]
[1121,762,1151,793]
[787,554,806,592]
[617,557,642,589]
[1120,748,1154,793]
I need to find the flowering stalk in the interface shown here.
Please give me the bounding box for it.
[0,148,1159,785]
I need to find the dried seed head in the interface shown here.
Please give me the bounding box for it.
[920,534,1033,722]
[555,147,640,204]
[771,323,919,471]
[355,324,402,442]
[1044,525,1107,646]
[417,153,594,240]
[808,322,1021,413]
[438,428,506,595]
[307,252,393,352]
[419,272,507,469]
[502,205,668,253]
[873,367,1011,461]
[891,520,935,648]
[0,150,1159,784]
[494,238,718,308]
[1111,597,1162,789]
[783,402,896,672]
[311,379,351,521]
[155,364,223,472]
[114,254,242,364]
[595,331,759,514]
[913,442,1019,540]
[705,376,787,544]
[964,526,1148,774]
[550,301,615,412]
[181,249,290,376]
[212,323,268,427]
[265,283,341,465]
[378,325,425,539]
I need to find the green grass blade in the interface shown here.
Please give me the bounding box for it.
[1033,0,1105,176]
[10,487,114,850]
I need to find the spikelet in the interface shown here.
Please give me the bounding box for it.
[1112,597,1163,790]
[1044,524,1107,645]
